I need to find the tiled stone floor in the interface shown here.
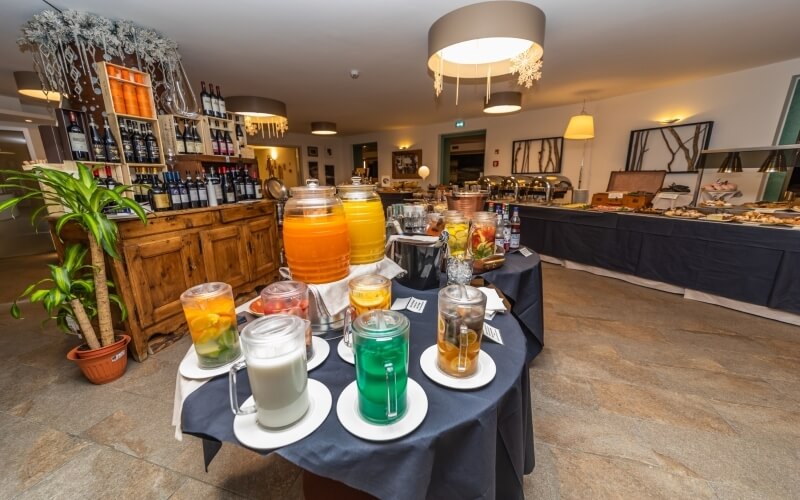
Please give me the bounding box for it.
[0,253,798,499]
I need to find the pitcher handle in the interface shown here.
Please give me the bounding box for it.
[279,267,292,280]
[457,324,469,373]
[343,306,355,348]
[229,361,255,416]
[384,361,398,419]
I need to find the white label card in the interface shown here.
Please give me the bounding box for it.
[608,191,625,199]
[391,297,427,313]
[483,323,503,345]
[657,193,680,200]
[519,247,533,257]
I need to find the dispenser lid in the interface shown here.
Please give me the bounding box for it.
[351,309,409,339]
[241,314,308,346]
[438,284,487,306]
[337,176,378,199]
[290,178,336,198]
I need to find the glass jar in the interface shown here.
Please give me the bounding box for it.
[337,177,386,264]
[437,284,487,377]
[260,281,313,360]
[444,211,469,258]
[180,282,241,368]
[469,211,497,260]
[283,179,350,283]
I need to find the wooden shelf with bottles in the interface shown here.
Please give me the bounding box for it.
[94,61,166,187]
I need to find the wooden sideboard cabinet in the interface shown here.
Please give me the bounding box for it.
[51,201,280,361]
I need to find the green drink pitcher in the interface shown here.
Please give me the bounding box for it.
[352,310,410,424]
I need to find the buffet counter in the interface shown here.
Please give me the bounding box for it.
[515,204,800,319]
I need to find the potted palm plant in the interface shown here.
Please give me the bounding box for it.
[1,162,147,383]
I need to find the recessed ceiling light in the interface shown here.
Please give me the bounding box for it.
[24,119,33,123]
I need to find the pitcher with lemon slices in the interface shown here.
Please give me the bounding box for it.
[180,282,241,368]
[437,284,487,377]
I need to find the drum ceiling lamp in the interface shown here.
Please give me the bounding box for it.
[564,100,595,191]
[427,1,545,105]
[14,71,61,102]
[483,91,522,114]
[311,121,337,135]
[226,96,288,138]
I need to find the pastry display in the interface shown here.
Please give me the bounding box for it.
[704,213,734,221]
[700,200,732,208]
[635,207,664,215]
[742,201,791,209]
[732,211,800,225]
[591,205,633,212]
[664,208,704,218]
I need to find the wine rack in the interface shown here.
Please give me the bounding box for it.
[95,61,166,187]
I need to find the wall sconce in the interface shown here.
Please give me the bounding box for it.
[398,145,410,150]
[658,117,683,125]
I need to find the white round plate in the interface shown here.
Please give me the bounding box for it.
[233,379,332,450]
[336,379,427,442]
[179,348,244,380]
[419,345,497,390]
[337,339,355,365]
[307,336,330,371]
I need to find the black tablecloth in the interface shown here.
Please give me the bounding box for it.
[182,267,541,499]
[517,205,800,314]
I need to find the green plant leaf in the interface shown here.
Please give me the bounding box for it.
[51,266,71,294]
[108,293,128,321]
[10,302,21,319]
[30,289,50,302]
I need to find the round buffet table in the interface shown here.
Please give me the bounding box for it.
[178,252,543,499]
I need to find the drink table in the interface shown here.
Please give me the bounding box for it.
[177,252,544,499]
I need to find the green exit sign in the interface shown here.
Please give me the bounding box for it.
[455,120,465,128]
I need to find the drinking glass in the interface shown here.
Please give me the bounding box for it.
[344,274,392,348]
[437,285,487,377]
[180,282,241,368]
[446,256,473,285]
[229,314,310,428]
[352,310,409,424]
[260,280,313,359]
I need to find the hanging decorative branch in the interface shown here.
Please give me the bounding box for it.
[17,9,182,101]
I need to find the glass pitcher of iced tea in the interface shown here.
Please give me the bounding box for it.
[437,284,487,377]
[337,177,386,264]
[283,179,350,283]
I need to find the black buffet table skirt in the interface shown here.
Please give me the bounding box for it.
[181,254,545,499]
[517,205,800,314]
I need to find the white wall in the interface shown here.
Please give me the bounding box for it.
[344,57,800,195]
[248,131,348,186]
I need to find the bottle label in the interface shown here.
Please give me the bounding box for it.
[211,99,221,116]
[219,101,226,115]
[214,184,223,200]
[254,184,262,199]
[106,145,120,162]
[69,132,88,153]
[153,193,170,209]
[198,187,207,201]
[202,95,212,114]
[92,144,106,160]
[510,234,521,249]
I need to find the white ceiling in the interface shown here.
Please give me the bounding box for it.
[1,0,800,135]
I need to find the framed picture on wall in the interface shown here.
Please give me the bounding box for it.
[625,121,714,173]
[308,161,319,179]
[307,146,318,157]
[511,137,564,174]
[391,149,422,179]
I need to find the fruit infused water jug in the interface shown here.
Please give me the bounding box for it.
[437,284,487,377]
[352,310,410,424]
[469,211,497,260]
[229,314,309,428]
[444,211,469,258]
[283,179,350,283]
[338,177,386,264]
[260,280,313,360]
[180,282,241,368]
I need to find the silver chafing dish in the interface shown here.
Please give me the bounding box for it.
[477,175,506,199]
[524,174,573,203]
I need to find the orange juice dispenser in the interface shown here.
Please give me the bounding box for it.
[337,177,386,265]
[283,179,350,284]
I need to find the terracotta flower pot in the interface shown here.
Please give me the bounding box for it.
[66,334,131,384]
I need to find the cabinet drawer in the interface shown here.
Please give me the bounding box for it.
[119,211,216,238]
[220,202,275,223]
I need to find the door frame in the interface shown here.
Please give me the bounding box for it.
[439,129,487,185]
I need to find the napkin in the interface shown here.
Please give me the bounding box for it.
[478,287,507,313]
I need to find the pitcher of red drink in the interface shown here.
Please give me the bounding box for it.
[260,280,313,359]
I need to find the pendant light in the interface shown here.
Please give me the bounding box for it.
[226,96,288,138]
[758,150,787,172]
[718,152,743,173]
[483,92,522,114]
[14,71,61,102]
[311,122,337,135]
[427,1,546,103]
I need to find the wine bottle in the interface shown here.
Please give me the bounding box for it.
[177,171,191,209]
[104,165,118,190]
[224,129,235,157]
[210,167,223,202]
[235,121,244,142]
[253,173,263,199]
[210,125,221,155]
[209,82,221,117]
[130,121,147,163]
[145,123,160,163]
[149,172,171,212]
[204,173,218,207]
[88,115,106,161]
[175,120,187,155]
[200,81,212,116]
[119,119,135,163]
[186,171,200,208]
[509,207,521,250]
[215,127,226,156]
[196,173,209,207]
[166,171,181,209]
[103,117,121,162]
[245,170,255,200]
[234,167,246,200]
[191,122,203,154]
[67,112,90,161]
[216,85,226,116]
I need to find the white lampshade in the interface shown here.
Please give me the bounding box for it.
[417,165,430,180]
[564,114,594,140]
